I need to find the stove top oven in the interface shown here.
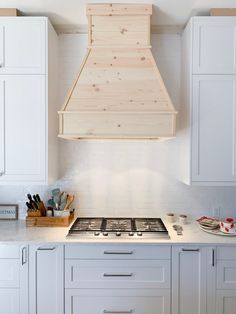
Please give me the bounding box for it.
[67,217,169,239]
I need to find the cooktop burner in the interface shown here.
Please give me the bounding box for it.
[67,217,169,239]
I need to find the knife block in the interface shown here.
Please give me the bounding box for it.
[27,210,42,217]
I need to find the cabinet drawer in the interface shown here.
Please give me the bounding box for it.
[65,259,170,289]
[65,244,171,260]
[65,289,170,314]
[0,289,19,314]
[0,245,19,258]
[0,259,19,288]
[217,247,236,260]
[217,260,236,289]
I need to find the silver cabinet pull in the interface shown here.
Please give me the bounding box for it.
[182,248,199,252]
[22,247,27,265]
[38,247,56,251]
[0,171,5,176]
[103,310,133,313]
[212,248,215,267]
[103,273,133,277]
[104,251,133,255]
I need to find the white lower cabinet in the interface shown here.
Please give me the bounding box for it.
[172,246,216,314]
[29,244,64,314]
[65,244,171,314]
[0,244,28,314]
[215,246,236,314]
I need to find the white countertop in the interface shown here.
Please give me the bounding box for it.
[0,219,236,245]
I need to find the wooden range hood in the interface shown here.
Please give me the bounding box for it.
[58,4,177,140]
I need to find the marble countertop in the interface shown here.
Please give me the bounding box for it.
[0,219,236,245]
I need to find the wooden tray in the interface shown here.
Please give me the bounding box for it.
[26,212,74,227]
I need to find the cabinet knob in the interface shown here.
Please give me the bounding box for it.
[0,171,5,176]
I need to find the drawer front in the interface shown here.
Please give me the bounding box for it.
[0,245,19,258]
[65,259,170,289]
[217,260,236,289]
[65,244,171,260]
[0,289,19,314]
[0,259,19,288]
[65,289,170,314]
[217,247,236,260]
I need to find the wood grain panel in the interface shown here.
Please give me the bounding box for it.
[92,15,149,32]
[59,112,176,138]
[87,4,152,16]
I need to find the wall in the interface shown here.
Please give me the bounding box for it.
[0,33,235,220]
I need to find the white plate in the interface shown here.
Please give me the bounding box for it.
[200,226,236,236]
[199,224,219,230]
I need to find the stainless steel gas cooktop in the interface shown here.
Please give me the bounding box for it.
[67,217,169,239]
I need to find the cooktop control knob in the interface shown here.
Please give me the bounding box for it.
[129,232,134,236]
[116,231,121,236]
[137,232,143,236]
[103,232,108,236]
[94,232,100,236]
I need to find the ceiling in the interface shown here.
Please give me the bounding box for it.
[0,0,236,26]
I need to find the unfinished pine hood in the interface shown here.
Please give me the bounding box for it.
[58,4,177,140]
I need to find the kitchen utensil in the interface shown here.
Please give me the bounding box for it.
[31,200,38,210]
[33,195,38,203]
[36,194,41,202]
[51,188,61,206]
[64,194,75,211]
[26,202,33,210]
[59,192,67,210]
[27,194,33,203]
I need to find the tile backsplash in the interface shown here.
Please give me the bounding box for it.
[0,33,235,220]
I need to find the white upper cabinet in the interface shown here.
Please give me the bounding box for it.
[180,17,236,185]
[0,18,45,74]
[0,17,58,185]
[192,75,236,183]
[193,18,236,74]
[0,76,46,182]
[0,79,4,176]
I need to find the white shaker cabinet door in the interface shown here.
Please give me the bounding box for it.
[29,245,64,314]
[193,17,236,74]
[0,75,46,184]
[191,75,236,183]
[216,291,236,314]
[172,246,216,314]
[0,24,3,69]
[0,18,46,74]
[0,79,4,177]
